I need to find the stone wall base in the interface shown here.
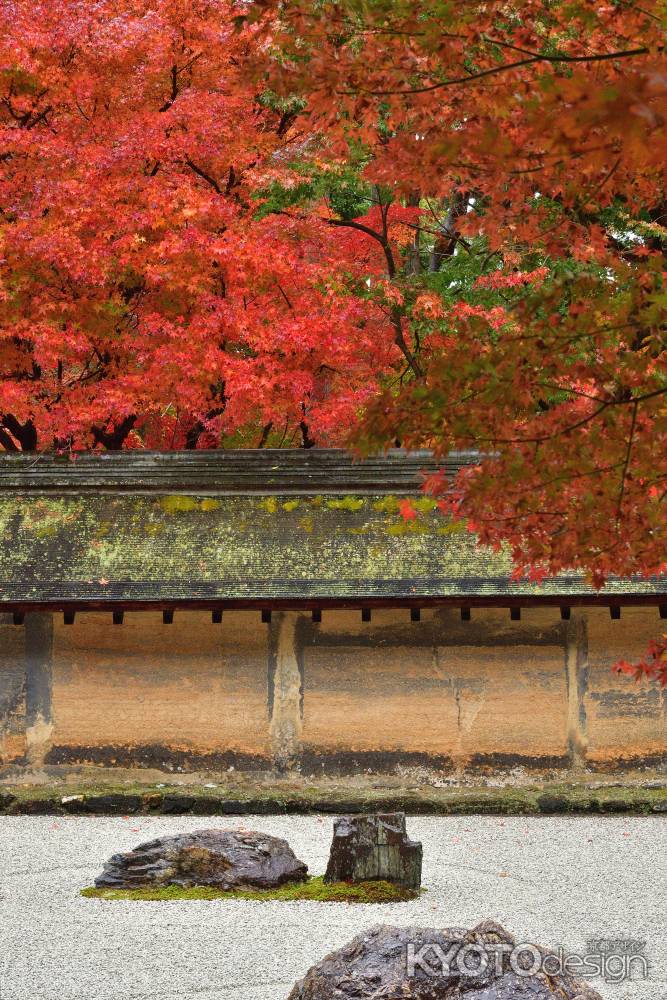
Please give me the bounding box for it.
[1,764,665,816]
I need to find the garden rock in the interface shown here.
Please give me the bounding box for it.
[95,828,308,889]
[288,921,603,1000]
[324,812,422,889]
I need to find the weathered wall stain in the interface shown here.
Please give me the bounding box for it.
[49,612,270,759]
[269,612,303,767]
[585,608,666,765]
[24,612,53,766]
[301,626,568,762]
[565,615,589,768]
[589,688,665,719]
[0,614,26,764]
[45,744,271,771]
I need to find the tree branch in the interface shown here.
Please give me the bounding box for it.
[91,414,137,450]
[327,217,397,277]
[185,158,222,195]
[1,414,37,450]
[0,426,19,452]
[616,400,639,525]
[346,46,651,96]
[159,64,179,113]
[327,217,422,375]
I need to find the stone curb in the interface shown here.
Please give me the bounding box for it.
[1,786,665,816]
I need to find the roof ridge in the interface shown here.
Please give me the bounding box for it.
[0,449,480,494]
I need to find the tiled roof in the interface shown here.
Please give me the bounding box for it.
[0,448,469,494]
[0,450,663,607]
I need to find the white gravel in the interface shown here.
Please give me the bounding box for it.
[0,815,664,1000]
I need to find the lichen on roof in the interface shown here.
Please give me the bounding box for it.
[0,491,662,603]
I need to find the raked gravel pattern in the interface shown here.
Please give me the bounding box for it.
[0,815,664,1000]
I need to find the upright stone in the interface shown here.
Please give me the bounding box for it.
[324,812,422,890]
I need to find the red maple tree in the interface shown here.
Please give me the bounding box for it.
[251,0,667,681]
[0,0,399,451]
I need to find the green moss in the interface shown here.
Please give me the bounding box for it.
[413,497,438,514]
[385,520,430,536]
[80,875,420,903]
[3,489,662,602]
[436,521,467,535]
[20,498,86,538]
[385,522,408,536]
[282,500,300,512]
[32,522,59,538]
[158,496,220,515]
[159,495,199,514]
[372,496,400,514]
[326,496,365,512]
[3,775,665,817]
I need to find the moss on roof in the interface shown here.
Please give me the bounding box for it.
[0,492,662,603]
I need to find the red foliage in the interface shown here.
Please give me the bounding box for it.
[614,638,667,687]
[256,0,667,680]
[0,0,397,450]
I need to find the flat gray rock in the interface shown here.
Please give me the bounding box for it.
[288,921,603,999]
[95,828,308,890]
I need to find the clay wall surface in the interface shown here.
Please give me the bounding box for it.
[0,608,664,775]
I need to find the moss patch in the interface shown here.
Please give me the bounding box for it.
[325,496,365,512]
[159,495,200,514]
[3,770,666,816]
[80,875,421,903]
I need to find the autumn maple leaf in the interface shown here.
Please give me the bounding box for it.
[398,500,417,522]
